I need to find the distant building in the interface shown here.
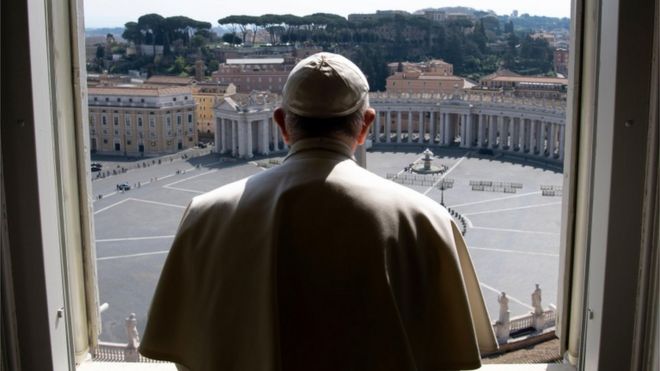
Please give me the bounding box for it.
[214,91,286,158]
[145,75,195,86]
[479,70,568,98]
[347,13,379,23]
[554,48,569,76]
[139,44,164,56]
[88,85,197,156]
[348,10,409,23]
[422,10,447,22]
[212,58,295,93]
[446,13,474,22]
[530,32,557,47]
[192,81,237,137]
[386,60,472,94]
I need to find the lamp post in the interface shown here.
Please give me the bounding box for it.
[437,178,454,206]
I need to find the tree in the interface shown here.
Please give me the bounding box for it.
[95,45,105,60]
[138,13,165,55]
[221,33,241,45]
[504,20,514,33]
[122,22,144,45]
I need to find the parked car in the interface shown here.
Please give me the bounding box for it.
[116,182,131,191]
[91,163,102,172]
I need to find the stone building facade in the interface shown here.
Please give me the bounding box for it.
[386,59,474,94]
[192,82,236,136]
[214,91,286,158]
[88,86,197,156]
[212,58,294,93]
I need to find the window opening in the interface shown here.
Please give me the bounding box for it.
[82,1,571,364]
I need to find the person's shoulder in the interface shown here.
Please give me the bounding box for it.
[334,162,452,219]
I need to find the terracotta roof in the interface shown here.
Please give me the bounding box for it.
[88,85,192,97]
[146,75,194,85]
[487,76,568,84]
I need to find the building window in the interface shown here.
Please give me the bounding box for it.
[113,116,119,126]
[101,115,107,125]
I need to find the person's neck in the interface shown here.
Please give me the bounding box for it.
[291,135,358,152]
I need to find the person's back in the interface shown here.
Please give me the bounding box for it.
[139,53,497,371]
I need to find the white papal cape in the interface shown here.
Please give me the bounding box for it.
[140,138,498,371]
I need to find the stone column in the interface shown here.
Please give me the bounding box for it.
[406,111,411,142]
[549,123,557,157]
[528,119,533,152]
[467,113,474,147]
[231,119,238,156]
[478,114,485,147]
[519,118,526,151]
[246,120,253,158]
[534,120,541,153]
[385,111,392,143]
[539,121,548,156]
[511,117,519,150]
[374,111,381,142]
[441,113,449,145]
[396,111,402,143]
[430,111,436,144]
[558,124,565,161]
[417,111,423,143]
[490,116,499,149]
[460,114,467,147]
[218,117,225,153]
[271,119,278,151]
[260,119,269,155]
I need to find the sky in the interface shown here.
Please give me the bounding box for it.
[84,0,570,28]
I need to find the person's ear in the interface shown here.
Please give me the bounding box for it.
[273,107,291,144]
[356,108,376,145]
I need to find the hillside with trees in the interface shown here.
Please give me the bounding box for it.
[87,10,565,90]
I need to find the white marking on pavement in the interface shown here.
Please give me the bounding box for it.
[469,246,559,257]
[470,226,560,235]
[448,191,542,208]
[97,250,169,261]
[96,235,176,243]
[164,186,205,194]
[128,198,187,209]
[423,156,465,195]
[479,282,534,310]
[162,169,218,193]
[462,202,561,216]
[94,198,130,214]
[164,169,217,187]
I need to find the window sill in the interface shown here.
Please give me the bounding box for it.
[77,361,574,371]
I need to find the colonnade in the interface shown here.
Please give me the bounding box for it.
[214,115,286,158]
[370,109,565,160]
[214,92,566,162]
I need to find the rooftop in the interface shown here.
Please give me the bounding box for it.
[88,85,192,97]
[226,58,285,65]
[145,75,195,85]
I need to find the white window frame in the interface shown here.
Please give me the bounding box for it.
[2,0,658,370]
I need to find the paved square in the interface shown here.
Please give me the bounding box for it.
[93,148,563,342]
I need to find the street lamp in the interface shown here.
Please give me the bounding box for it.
[437,178,454,206]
